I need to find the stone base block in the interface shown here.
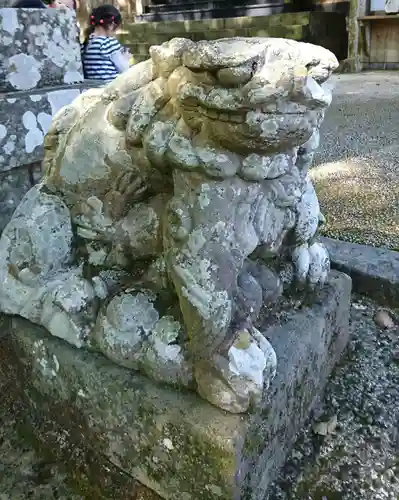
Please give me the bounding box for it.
[0,271,351,500]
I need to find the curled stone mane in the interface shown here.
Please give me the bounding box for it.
[0,37,338,413]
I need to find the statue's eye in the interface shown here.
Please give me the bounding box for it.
[251,61,258,73]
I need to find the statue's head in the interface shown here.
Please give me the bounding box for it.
[149,37,338,157]
[44,37,338,220]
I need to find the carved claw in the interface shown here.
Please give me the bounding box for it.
[291,241,330,288]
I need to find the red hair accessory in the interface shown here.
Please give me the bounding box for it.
[99,19,104,23]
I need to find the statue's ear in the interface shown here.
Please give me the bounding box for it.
[150,38,196,79]
[296,42,339,83]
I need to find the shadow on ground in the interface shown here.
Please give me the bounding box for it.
[313,72,399,250]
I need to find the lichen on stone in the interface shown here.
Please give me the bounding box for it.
[0,36,338,414]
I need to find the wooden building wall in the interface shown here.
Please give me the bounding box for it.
[357,0,399,68]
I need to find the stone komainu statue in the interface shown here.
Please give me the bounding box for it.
[0,37,338,413]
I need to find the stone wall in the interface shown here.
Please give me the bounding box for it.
[0,8,99,233]
[0,85,90,171]
[0,9,83,91]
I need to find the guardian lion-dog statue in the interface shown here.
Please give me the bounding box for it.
[0,37,338,413]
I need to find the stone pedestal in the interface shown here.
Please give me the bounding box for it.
[0,271,352,499]
[0,8,100,233]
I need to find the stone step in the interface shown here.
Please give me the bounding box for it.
[124,11,311,38]
[145,0,285,14]
[122,24,307,54]
[137,3,285,22]
[321,237,399,308]
[149,0,284,5]
[119,11,348,64]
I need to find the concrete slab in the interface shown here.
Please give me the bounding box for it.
[0,271,351,499]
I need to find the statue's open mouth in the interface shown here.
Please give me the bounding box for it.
[176,65,330,126]
[179,101,308,126]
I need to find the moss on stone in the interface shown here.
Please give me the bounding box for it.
[3,319,245,499]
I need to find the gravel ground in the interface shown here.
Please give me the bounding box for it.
[312,72,399,250]
[269,297,399,500]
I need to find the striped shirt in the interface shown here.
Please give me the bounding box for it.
[81,35,122,82]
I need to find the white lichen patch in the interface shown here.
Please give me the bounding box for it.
[162,438,174,451]
[206,484,223,497]
[149,316,183,363]
[22,111,44,154]
[30,94,42,102]
[32,339,59,377]
[2,139,15,155]
[7,54,41,91]
[97,291,159,361]
[1,9,19,36]
[228,338,266,386]
[37,112,53,136]
[0,124,6,141]
[52,354,60,373]
[198,183,211,208]
[87,245,107,266]
[47,89,81,116]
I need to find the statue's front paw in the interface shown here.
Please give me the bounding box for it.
[40,275,98,348]
[94,290,194,388]
[195,328,277,413]
[292,241,330,288]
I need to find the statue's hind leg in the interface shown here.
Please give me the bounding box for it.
[0,184,99,348]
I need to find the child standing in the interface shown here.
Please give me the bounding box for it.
[81,5,130,83]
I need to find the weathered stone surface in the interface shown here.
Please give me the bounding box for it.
[322,237,399,307]
[0,271,351,500]
[242,272,351,499]
[0,84,101,172]
[0,8,83,92]
[0,37,339,413]
[0,162,41,233]
[0,8,100,234]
